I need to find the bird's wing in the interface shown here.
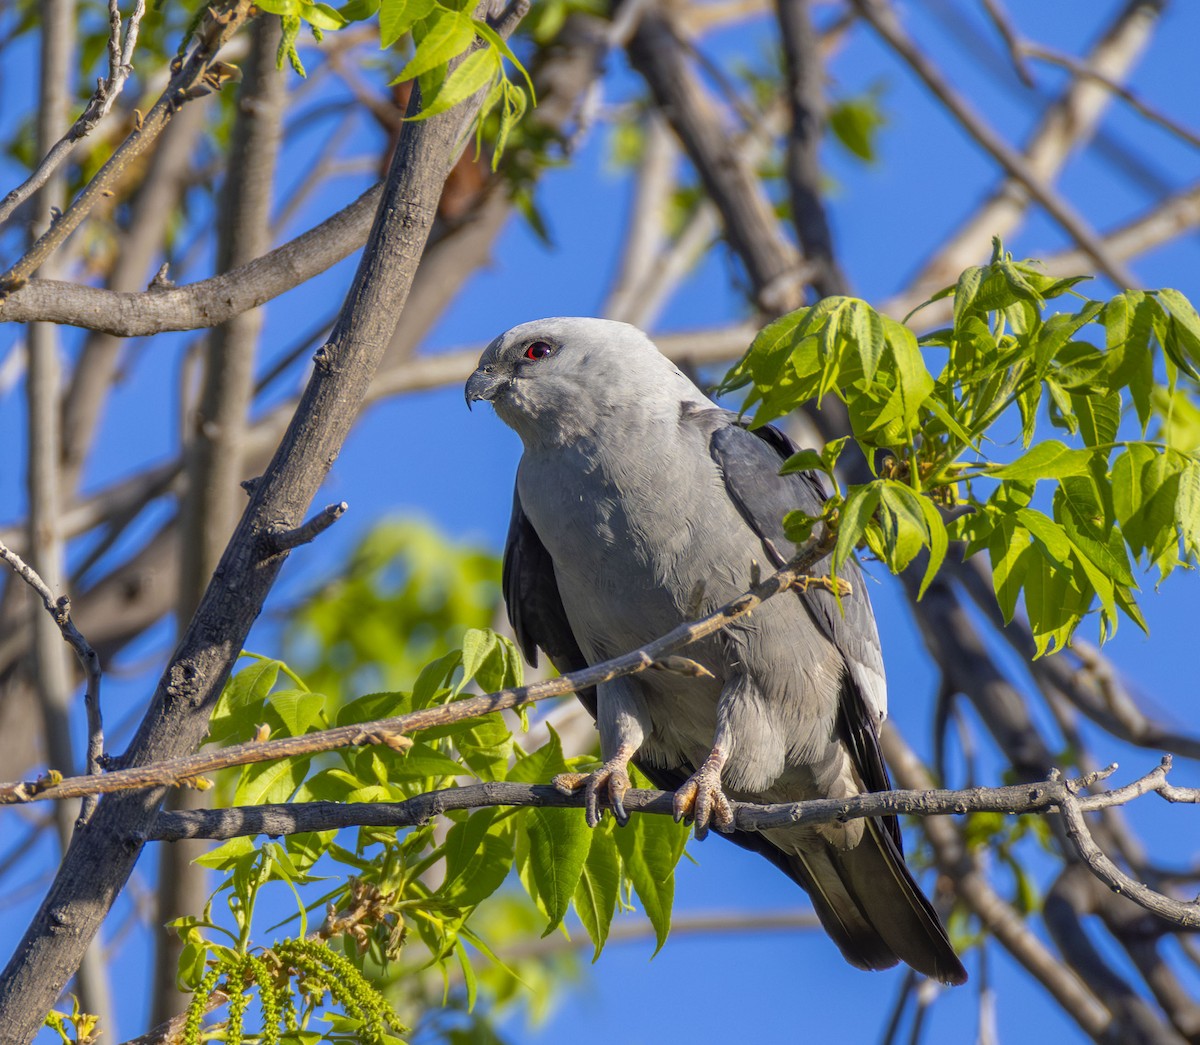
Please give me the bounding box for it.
[703,410,901,849]
[502,484,596,716]
[702,410,887,723]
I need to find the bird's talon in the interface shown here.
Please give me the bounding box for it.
[673,764,733,841]
[552,771,589,795]
[556,762,631,828]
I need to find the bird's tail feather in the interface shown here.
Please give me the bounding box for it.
[789,821,968,985]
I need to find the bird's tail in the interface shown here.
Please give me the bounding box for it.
[787,820,968,985]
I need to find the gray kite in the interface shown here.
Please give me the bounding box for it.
[466,317,966,984]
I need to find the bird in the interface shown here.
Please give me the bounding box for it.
[465,316,967,985]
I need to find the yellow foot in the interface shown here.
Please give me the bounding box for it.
[672,761,734,841]
[554,759,633,827]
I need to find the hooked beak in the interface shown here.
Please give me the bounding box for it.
[465,366,509,410]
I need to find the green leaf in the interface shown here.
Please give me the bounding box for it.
[267,690,326,736]
[828,93,885,162]
[1055,478,1136,587]
[235,756,310,806]
[526,808,593,935]
[298,1,348,29]
[916,493,949,598]
[848,300,886,383]
[208,656,282,744]
[778,449,824,476]
[379,0,435,48]
[1158,288,1200,374]
[574,820,620,960]
[1071,389,1121,448]
[382,740,465,780]
[195,836,257,870]
[441,811,514,907]
[881,316,934,429]
[612,776,688,954]
[392,7,475,83]
[987,514,1032,623]
[876,481,928,575]
[1104,291,1156,432]
[987,441,1096,482]
[1177,456,1200,558]
[833,484,881,571]
[953,265,985,327]
[411,44,500,121]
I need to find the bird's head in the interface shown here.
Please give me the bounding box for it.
[465,317,710,447]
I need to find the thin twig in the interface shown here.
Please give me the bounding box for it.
[979,0,1033,87]
[0,0,148,228]
[1022,42,1200,151]
[853,0,1139,289]
[0,0,253,293]
[1059,788,1200,929]
[0,544,837,806]
[269,501,348,553]
[0,540,104,782]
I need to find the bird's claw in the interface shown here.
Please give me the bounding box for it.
[673,764,735,841]
[554,760,633,827]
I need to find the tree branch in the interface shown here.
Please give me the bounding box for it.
[0,0,255,293]
[880,725,1114,1040]
[853,0,1139,289]
[134,758,1200,933]
[0,4,529,1037]
[0,545,837,806]
[622,2,805,313]
[1021,42,1200,152]
[0,179,383,333]
[0,0,148,228]
[775,0,847,297]
[142,759,1178,839]
[902,0,1164,300]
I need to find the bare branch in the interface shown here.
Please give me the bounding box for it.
[1022,42,1200,152]
[979,0,1034,87]
[624,3,805,313]
[0,541,104,781]
[1059,788,1200,928]
[0,5,530,1035]
[775,0,847,296]
[0,0,148,228]
[0,181,382,335]
[268,501,348,553]
[853,0,1138,289]
[144,760,1183,843]
[0,0,254,293]
[881,725,1114,1040]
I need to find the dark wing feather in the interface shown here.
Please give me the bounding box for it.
[704,412,900,848]
[502,487,596,716]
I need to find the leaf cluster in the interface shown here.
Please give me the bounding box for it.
[178,622,688,1041]
[719,240,1200,653]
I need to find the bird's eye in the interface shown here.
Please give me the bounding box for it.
[524,340,554,361]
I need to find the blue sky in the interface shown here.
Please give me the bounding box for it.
[3,0,1200,1041]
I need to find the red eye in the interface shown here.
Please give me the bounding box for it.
[524,340,554,360]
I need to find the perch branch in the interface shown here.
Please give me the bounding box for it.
[0,543,837,806]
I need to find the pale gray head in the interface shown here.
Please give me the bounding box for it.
[465,317,711,447]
